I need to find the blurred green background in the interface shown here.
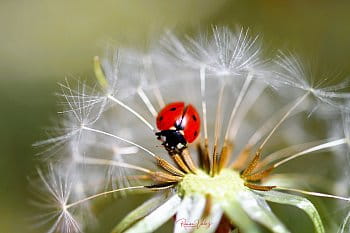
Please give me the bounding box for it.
[1,0,350,232]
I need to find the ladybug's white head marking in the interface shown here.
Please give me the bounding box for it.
[160,135,167,142]
[176,143,185,149]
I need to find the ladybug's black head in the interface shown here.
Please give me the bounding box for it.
[155,129,187,154]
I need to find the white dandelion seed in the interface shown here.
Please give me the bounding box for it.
[30,165,82,233]
[160,26,266,77]
[273,51,350,111]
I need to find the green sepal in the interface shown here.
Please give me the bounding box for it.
[255,190,325,233]
[111,193,168,233]
[238,191,290,233]
[122,194,181,233]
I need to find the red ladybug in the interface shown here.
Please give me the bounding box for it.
[156,102,200,153]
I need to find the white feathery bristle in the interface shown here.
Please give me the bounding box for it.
[57,78,106,125]
[30,165,82,233]
[159,26,265,77]
[273,51,350,110]
[33,78,108,157]
[105,147,134,197]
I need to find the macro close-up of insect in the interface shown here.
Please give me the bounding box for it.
[26,25,350,232]
[3,1,350,233]
[156,102,201,154]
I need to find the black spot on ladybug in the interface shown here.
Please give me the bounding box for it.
[170,107,177,111]
[194,131,198,137]
[158,116,163,121]
[192,115,197,121]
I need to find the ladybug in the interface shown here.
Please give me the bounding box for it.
[155,102,200,154]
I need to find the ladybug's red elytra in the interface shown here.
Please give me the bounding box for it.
[155,102,200,153]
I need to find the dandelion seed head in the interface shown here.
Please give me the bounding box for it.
[32,26,350,233]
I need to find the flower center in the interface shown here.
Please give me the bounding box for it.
[177,169,247,200]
